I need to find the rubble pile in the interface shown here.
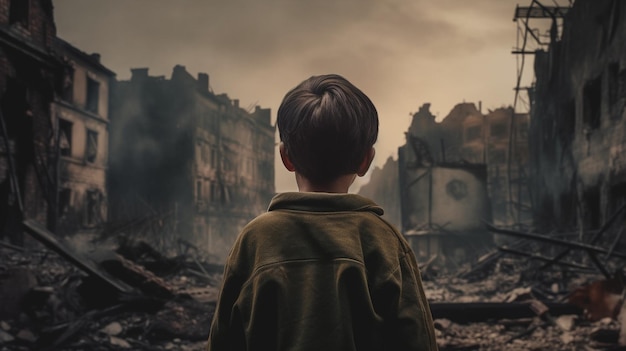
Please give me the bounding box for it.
[1,214,626,350]
[422,262,622,350]
[0,234,220,351]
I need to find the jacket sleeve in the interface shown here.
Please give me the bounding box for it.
[206,248,247,351]
[382,251,439,351]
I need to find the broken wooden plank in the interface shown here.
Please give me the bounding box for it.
[22,219,135,294]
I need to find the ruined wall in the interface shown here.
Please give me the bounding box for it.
[0,0,59,243]
[361,102,529,231]
[458,108,530,225]
[530,0,626,231]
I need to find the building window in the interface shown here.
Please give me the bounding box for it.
[58,119,73,157]
[210,181,218,202]
[9,0,29,26]
[465,125,481,142]
[210,148,217,169]
[62,66,74,103]
[58,188,71,216]
[85,129,98,163]
[490,149,506,164]
[86,77,100,113]
[583,75,602,130]
[196,180,202,201]
[490,123,507,138]
[517,121,529,140]
[85,189,102,226]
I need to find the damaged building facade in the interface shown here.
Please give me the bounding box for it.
[52,38,114,235]
[360,102,530,264]
[0,1,115,242]
[529,0,626,232]
[109,66,275,262]
[0,0,59,243]
[361,103,531,227]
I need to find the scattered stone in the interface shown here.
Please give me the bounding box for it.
[0,321,9,331]
[560,332,575,344]
[505,287,533,302]
[101,321,123,336]
[109,336,131,349]
[0,329,14,343]
[598,317,613,325]
[555,315,577,332]
[15,329,36,343]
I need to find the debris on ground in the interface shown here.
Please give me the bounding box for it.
[1,214,626,350]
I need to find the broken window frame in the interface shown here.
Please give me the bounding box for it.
[9,0,29,27]
[58,118,73,157]
[210,181,218,203]
[84,189,102,227]
[62,65,75,103]
[86,76,100,114]
[489,149,507,164]
[489,123,507,138]
[465,125,482,142]
[58,188,71,217]
[85,129,98,163]
[196,180,203,202]
[517,121,529,140]
[582,75,602,130]
[210,147,217,169]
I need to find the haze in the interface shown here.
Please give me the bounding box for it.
[54,0,537,192]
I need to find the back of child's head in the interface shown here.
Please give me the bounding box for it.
[277,74,378,184]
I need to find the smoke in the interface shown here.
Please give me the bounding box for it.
[54,0,539,192]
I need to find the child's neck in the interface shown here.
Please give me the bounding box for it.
[295,173,357,193]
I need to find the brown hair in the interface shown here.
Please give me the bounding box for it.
[277,74,378,184]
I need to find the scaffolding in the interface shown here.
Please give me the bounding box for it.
[504,1,573,227]
[512,0,571,112]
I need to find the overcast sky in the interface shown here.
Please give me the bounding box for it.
[53,0,553,192]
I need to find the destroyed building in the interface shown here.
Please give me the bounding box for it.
[360,103,531,235]
[52,38,115,235]
[0,0,60,244]
[528,0,626,232]
[109,66,275,262]
[0,1,116,244]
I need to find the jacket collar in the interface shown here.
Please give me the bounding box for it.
[268,192,384,215]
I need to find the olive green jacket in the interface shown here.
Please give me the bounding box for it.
[207,192,438,351]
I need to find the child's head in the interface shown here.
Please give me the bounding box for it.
[277,74,378,185]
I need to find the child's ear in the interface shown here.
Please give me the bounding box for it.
[279,143,296,172]
[357,147,375,177]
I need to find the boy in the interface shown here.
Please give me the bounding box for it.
[207,74,438,351]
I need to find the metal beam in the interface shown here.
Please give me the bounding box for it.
[514,6,569,20]
[484,222,626,260]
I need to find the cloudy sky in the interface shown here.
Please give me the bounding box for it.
[54,0,552,192]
